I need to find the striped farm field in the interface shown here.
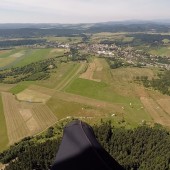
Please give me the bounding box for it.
[1,92,57,145]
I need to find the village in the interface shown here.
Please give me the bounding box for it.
[56,41,170,70]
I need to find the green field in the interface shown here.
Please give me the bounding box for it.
[0,49,21,59]
[47,97,85,119]
[10,81,34,94]
[0,94,8,152]
[149,47,170,56]
[13,49,51,67]
[46,36,82,43]
[0,48,66,69]
[65,58,154,127]
[66,78,140,105]
[36,62,80,89]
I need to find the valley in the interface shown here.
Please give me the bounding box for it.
[0,29,170,153]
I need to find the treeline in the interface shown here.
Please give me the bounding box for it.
[127,33,170,45]
[0,121,169,170]
[106,58,123,69]
[0,58,56,84]
[106,58,134,69]
[101,33,170,46]
[135,70,170,95]
[0,39,46,47]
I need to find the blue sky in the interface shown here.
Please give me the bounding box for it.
[0,0,170,23]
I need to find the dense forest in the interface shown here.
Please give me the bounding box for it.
[136,70,170,95]
[0,58,56,84]
[0,28,83,38]
[0,120,169,170]
[0,39,46,48]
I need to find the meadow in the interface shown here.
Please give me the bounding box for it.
[0,48,66,69]
[0,94,8,152]
[149,46,170,56]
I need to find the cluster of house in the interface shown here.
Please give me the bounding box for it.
[75,43,170,70]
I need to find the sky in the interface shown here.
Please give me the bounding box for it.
[0,0,170,23]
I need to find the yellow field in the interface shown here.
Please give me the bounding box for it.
[16,89,51,103]
[140,97,170,127]
[157,99,170,116]
[9,52,24,58]
[0,57,16,67]
[2,92,57,145]
[0,84,15,92]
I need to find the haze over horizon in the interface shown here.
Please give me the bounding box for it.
[0,0,170,23]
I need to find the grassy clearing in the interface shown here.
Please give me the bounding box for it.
[0,49,20,58]
[14,49,51,67]
[0,94,8,152]
[66,60,152,104]
[16,89,51,103]
[49,48,66,57]
[66,78,139,104]
[0,50,11,58]
[46,36,82,43]
[47,96,106,120]
[56,63,84,91]
[91,33,128,43]
[10,81,34,94]
[36,62,76,89]
[0,57,17,68]
[47,97,84,119]
[149,47,170,56]
[0,49,26,68]
[122,37,134,42]
[66,78,152,127]
[109,67,155,98]
[66,59,154,127]
[93,58,112,83]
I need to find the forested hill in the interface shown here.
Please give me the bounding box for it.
[0,22,170,38]
[0,120,170,170]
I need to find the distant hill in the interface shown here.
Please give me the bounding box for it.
[0,20,170,29]
[0,21,170,38]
